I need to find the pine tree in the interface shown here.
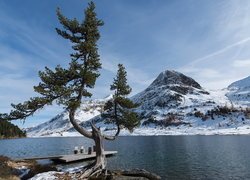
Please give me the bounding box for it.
[0,121,26,139]
[0,2,103,122]
[0,2,106,178]
[0,2,154,178]
[103,64,140,136]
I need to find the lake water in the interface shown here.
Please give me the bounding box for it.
[1,136,250,179]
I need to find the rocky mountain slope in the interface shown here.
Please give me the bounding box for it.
[26,95,112,137]
[26,70,250,136]
[132,70,228,118]
[226,75,250,105]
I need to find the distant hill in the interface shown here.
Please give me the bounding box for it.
[0,121,26,139]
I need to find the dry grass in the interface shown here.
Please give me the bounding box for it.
[0,156,19,180]
[0,155,57,180]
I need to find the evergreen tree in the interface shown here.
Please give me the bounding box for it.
[0,2,105,178]
[0,2,103,122]
[0,121,26,139]
[103,64,140,136]
[0,2,146,178]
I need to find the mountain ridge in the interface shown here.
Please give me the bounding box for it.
[26,70,250,136]
[226,75,250,106]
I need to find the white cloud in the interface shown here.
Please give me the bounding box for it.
[179,64,250,90]
[180,67,221,79]
[189,37,250,66]
[232,59,250,67]
[176,1,250,90]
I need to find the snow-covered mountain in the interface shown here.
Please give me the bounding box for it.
[26,70,250,136]
[132,70,228,118]
[226,76,250,105]
[26,95,112,137]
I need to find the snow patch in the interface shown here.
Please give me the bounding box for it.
[29,171,63,180]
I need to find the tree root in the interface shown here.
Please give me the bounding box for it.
[77,162,103,179]
[76,168,161,180]
[113,169,161,180]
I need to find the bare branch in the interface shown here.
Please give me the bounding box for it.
[102,125,120,141]
[69,109,93,139]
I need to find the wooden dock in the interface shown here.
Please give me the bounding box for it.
[19,151,117,163]
[54,151,117,163]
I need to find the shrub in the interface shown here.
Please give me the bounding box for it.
[202,115,209,121]
[158,114,190,127]
[194,111,204,118]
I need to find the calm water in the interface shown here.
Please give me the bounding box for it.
[1,136,250,179]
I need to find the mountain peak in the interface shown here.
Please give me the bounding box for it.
[150,70,202,89]
[132,69,209,112]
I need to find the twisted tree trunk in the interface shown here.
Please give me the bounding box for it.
[69,112,161,179]
[92,124,106,170]
[69,106,108,178]
[78,125,107,178]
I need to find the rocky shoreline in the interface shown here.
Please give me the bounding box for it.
[0,156,161,180]
[0,156,56,180]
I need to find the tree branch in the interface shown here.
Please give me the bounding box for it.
[102,124,120,141]
[69,108,93,139]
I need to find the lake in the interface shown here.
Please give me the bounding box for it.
[0,136,250,179]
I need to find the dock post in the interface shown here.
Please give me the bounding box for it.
[88,147,92,154]
[80,146,84,153]
[74,146,79,154]
[93,145,96,152]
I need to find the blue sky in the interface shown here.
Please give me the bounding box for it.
[1,0,250,128]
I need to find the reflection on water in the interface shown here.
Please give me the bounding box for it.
[1,136,250,179]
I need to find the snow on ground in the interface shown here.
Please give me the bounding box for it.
[29,171,63,180]
[121,125,250,136]
[29,123,250,137]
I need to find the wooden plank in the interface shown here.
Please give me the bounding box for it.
[17,155,63,161]
[56,151,118,163]
[15,151,117,163]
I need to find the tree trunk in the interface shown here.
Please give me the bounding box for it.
[79,124,107,179]
[92,124,107,170]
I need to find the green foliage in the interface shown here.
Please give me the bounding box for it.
[0,1,103,121]
[111,64,131,96]
[0,97,51,121]
[120,111,139,132]
[103,64,140,133]
[0,121,26,138]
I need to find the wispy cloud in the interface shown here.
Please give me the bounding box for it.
[232,59,250,68]
[189,37,250,66]
[0,6,72,128]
